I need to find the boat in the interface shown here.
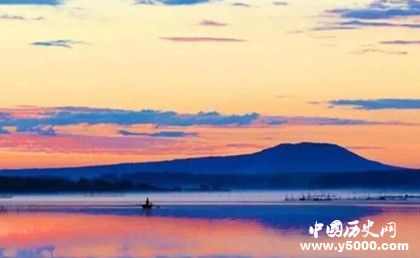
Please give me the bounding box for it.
[141,197,153,209]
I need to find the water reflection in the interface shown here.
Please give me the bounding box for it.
[0,205,418,258]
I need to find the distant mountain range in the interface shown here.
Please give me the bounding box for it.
[0,142,418,192]
[122,142,399,174]
[0,142,403,178]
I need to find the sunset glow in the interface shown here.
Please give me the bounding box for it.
[0,0,419,168]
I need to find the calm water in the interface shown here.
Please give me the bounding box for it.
[0,191,419,258]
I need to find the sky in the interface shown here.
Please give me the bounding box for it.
[0,0,419,169]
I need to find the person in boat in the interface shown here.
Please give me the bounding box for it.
[141,197,153,209]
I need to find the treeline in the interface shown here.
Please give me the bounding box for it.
[0,176,165,193]
[119,170,420,190]
[0,169,418,193]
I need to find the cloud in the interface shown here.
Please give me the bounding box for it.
[0,106,415,138]
[347,145,385,150]
[313,20,420,31]
[0,127,9,134]
[199,19,227,26]
[161,36,245,42]
[312,25,358,31]
[16,245,55,258]
[232,2,252,8]
[352,48,408,55]
[119,129,197,138]
[318,1,420,31]
[31,39,87,48]
[0,14,46,20]
[226,143,262,148]
[285,30,304,34]
[0,0,60,5]
[0,112,11,122]
[328,98,420,110]
[328,0,420,20]
[341,20,420,29]
[380,40,420,44]
[16,126,56,136]
[0,107,259,136]
[273,1,288,6]
[261,117,287,125]
[137,0,211,6]
[262,116,393,126]
[0,14,25,20]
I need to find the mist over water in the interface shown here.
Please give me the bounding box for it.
[0,191,419,257]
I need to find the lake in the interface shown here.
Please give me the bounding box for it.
[0,191,419,258]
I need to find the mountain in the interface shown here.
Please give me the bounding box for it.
[127,142,398,174]
[0,142,401,179]
[0,142,417,192]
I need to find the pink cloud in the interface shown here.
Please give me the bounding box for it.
[160,37,245,42]
[199,19,228,27]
